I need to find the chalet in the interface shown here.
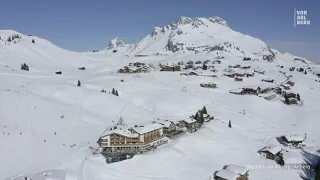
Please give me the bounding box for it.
[286,81,295,87]
[246,73,254,77]
[193,66,202,70]
[179,118,201,132]
[203,113,214,122]
[242,86,261,94]
[241,65,251,69]
[213,169,240,180]
[133,62,145,66]
[212,60,221,64]
[259,145,282,160]
[234,77,243,82]
[235,73,246,77]
[280,135,305,148]
[195,61,202,64]
[262,78,274,83]
[185,64,194,69]
[254,69,265,74]
[224,164,249,180]
[229,88,244,95]
[186,61,194,65]
[200,83,217,88]
[154,120,176,135]
[189,72,198,76]
[178,61,184,66]
[287,97,298,105]
[284,92,296,99]
[99,117,165,155]
[259,91,277,100]
[224,73,236,78]
[161,66,181,72]
[203,60,211,64]
[213,164,249,180]
[281,84,290,90]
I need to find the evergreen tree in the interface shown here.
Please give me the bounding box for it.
[7,36,11,42]
[304,70,307,75]
[228,120,232,128]
[194,111,199,120]
[115,90,119,96]
[285,96,289,104]
[112,88,115,95]
[77,80,81,87]
[32,39,35,43]
[201,106,207,114]
[198,112,204,124]
[297,94,301,101]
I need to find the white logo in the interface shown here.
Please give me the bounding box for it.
[294,8,311,27]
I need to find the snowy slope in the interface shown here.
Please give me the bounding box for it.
[1,19,320,180]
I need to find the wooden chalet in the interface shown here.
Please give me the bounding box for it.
[259,145,282,160]
[286,81,295,87]
[280,135,305,148]
[241,65,251,69]
[179,118,201,133]
[213,164,249,180]
[246,73,254,77]
[161,65,181,72]
[200,83,217,88]
[284,92,297,99]
[235,73,246,77]
[242,86,261,94]
[262,78,274,83]
[254,69,265,74]
[287,97,298,105]
[234,77,243,82]
[186,61,194,65]
[224,73,236,78]
[212,60,221,64]
[281,84,290,90]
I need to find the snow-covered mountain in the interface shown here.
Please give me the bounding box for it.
[1,16,320,180]
[105,16,276,62]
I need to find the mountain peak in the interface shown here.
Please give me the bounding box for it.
[175,16,228,28]
[107,38,126,49]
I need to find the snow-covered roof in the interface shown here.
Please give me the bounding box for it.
[283,135,305,142]
[230,88,243,94]
[131,123,163,134]
[215,169,239,180]
[260,145,282,155]
[101,125,139,138]
[224,164,248,175]
[155,120,174,128]
[183,118,197,124]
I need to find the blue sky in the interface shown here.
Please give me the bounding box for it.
[1,0,319,61]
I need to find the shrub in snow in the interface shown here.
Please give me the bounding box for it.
[55,71,62,74]
[77,80,81,87]
[78,67,85,70]
[32,39,35,43]
[113,50,117,53]
[21,63,29,71]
